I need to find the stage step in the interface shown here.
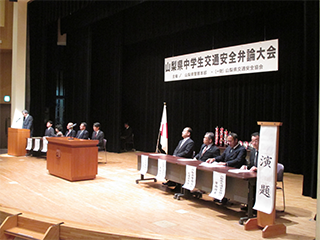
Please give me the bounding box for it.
[0,213,63,240]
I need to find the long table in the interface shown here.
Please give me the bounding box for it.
[136,152,256,220]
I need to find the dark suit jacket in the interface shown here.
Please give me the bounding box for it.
[92,130,104,150]
[65,129,76,137]
[121,127,133,142]
[76,130,89,139]
[195,144,220,162]
[247,147,258,169]
[44,127,55,137]
[173,138,194,158]
[22,115,33,137]
[215,144,246,168]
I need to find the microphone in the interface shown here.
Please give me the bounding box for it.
[72,123,77,128]
[16,118,21,123]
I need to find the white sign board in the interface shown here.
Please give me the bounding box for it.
[165,39,278,82]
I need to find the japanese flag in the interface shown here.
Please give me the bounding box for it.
[159,103,168,154]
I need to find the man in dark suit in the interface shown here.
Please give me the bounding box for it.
[65,122,76,137]
[194,132,220,162]
[173,127,194,158]
[91,122,104,151]
[163,127,194,187]
[206,132,246,168]
[120,122,133,151]
[44,120,55,137]
[241,132,259,171]
[22,110,33,137]
[76,122,89,139]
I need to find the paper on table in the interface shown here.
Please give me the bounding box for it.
[150,153,166,156]
[228,169,251,173]
[177,158,198,161]
[199,162,225,167]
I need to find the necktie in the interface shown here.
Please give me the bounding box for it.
[254,150,258,166]
[201,146,208,156]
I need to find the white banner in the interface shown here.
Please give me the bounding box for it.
[156,159,166,181]
[41,137,48,152]
[209,171,226,200]
[253,125,277,214]
[139,155,148,175]
[33,139,40,151]
[182,165,197,191]
[165,39,278,82]
[26,138,32,150]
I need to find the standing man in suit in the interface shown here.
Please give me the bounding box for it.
[240,132,259,211]
[91,122,104,150]
[22,110,33,137]
[76,122,89,139]
[44,120,55,137]
[241,132,259,171]
[206,132,246,168]
[173,127,194,158]
[194,132,220,162]
[65,122,76,137]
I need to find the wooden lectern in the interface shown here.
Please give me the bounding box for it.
[244,121,286,238]
[7,128,30,156]
[47,137,99,181]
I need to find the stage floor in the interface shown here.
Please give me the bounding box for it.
[0,151,317,239]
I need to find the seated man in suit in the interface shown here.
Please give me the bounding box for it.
[65,122,76,138]
[241,132,259,171]
[206,132,246,168]
[120,122,133,151]
[163,127,194,187]
[44,120,55,137]
[76,122,89,139]
[194,132,220,162]
[91,122,104,151]
[173,127,195,158]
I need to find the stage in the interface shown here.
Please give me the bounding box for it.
[0,151,316,239]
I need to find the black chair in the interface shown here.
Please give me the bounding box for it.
[125,134,135,151]
[277,163,285,212]
[98,139,107,164]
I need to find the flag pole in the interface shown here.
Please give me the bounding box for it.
[155,131,161,153]
[155,102,166,153]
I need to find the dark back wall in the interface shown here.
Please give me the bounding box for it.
[28,1,318,198]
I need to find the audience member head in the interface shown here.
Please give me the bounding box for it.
[67,122,73,130]
[182,127,192,139]
[80,122,87,130]
[93,122,101,131]
[203,132,214,145]
[46,120,53,128]
[22,110,28,117]
[251,132,260,150]
[55,124,62,132]
[227,132,239,148]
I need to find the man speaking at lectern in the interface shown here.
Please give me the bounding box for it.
[22,110,33,137]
